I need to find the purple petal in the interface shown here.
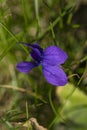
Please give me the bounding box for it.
[43,46,68,65]
[19,42,43,62]
[16,61,38,74]
[30,43,43,54]
[42,63,68,86]
[19,42,43,54]
[30,48,42,63]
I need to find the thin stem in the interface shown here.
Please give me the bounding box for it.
[50,22,57,45]
[21,0,28,27]
[0,22,18,42]
[48,116,59,129]
[34,0,40,36]
[0,22,28,61]
[80,56,87,63]
[26,101,29,120]
[0,84,47,103]
[31,11,66,42]
[49,88,57,116]
[35,0,39,23]
[48,88,65,128]
[26,101,30,130]
[0,118,15,130]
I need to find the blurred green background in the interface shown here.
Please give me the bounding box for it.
[0,0,87,130]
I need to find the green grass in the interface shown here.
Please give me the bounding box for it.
[0,0,87,130]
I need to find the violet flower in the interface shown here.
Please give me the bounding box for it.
[16,43,68,86]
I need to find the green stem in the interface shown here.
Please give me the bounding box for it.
[49,88,57,116]
[50,22,57,45]
[0,22,18,42]
[21,0,28,27]
[0,22,28,61]
[36,11,66,41]
[48,88,65,128]
[34,0,40,36]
